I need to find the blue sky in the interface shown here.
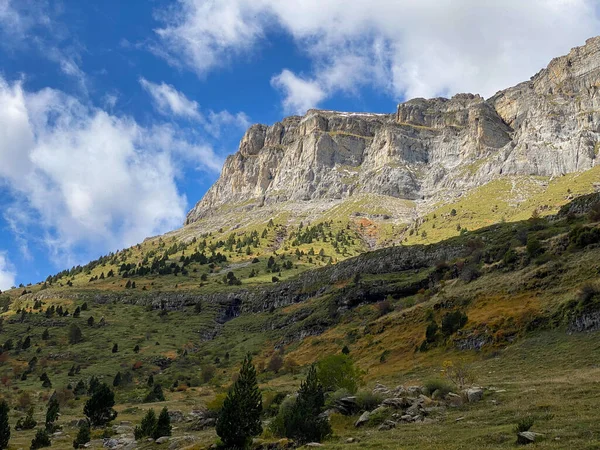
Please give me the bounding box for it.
[0,0,599,289]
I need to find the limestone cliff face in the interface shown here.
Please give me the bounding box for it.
[187,37,600,224]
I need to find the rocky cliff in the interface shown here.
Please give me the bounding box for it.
[186,37,600,225]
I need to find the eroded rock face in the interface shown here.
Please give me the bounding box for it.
[186,37,600,225]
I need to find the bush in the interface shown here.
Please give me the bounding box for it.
[30,429,51,449]
[367,407,391,427]
[134,409,156,440]
[72,422,90,448]
[514,416,535,433]
[423,379,454,397]
[16,407,37,430]
[316,354,363,394]
[441,311,468,336]
[355,391,384,412]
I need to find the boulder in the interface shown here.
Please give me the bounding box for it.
[517,431,543,445]
[372,383,392,397]
[305,444,324,448]
[465,387,484,403]
[354,411,371,428]
[168,410,185,423]
[377,420,396,431]
[445,392,463,407]
[406,386,423,397]
[334,397,359,415]
[382,397,411,409]
[155,436,169,445]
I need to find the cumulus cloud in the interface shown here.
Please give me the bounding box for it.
[156,0,600,112]
[0,76,223,264]
[139,77,250,135]
[0,252,16,291]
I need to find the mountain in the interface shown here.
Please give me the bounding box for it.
[2,37,600,450]
[185,36,600,239]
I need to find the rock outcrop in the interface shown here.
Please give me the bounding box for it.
[186,37,600,225]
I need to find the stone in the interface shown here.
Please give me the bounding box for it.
[400,414,413,422]
[517,431,544,445]
[382,397,411,409]
[354,410,371,427]
[346,438,357,443]
[465,387,484,403]
[305,444,324,448]
[167,410,185,423]
[406,386,423,397]
[377,420,396,431]
[445,392,463,407]
[155,436,169,444]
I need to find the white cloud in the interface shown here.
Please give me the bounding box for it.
[156,0,600,110]
[0,76,223,265]
[271,70,326,115]
[140,77,202,120]
[0,252,16,291]
[139,77,250,135]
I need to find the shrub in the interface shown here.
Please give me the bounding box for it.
[514,416,535,433]
[216,355,262,449]
[355,390,384,411]
[441,311,468,336]
[68,324,83,344]
[16,407,37,430]
[423,379,454,397]
[442,360,476,390]
[368,407,391,427]
[267,353,284,373]
[30,429,51,449]
[72,422,90,448]
[316,354,363,394]
[324,388,353,410]
[206,393,227,416]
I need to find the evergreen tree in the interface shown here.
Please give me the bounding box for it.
[138,409,156,438]
[111,343,118,353]
[41,329,50,340]
[40,373,52,389]
[74,380,86,396]
[144,384,164,403]
[112,372,122,387]
[68,324,83,344]
[284,366,331,443]
[45,398,60,432]
[152,407,172,439]
[0,400,9,450]
[83,383,117,426]
[22,336,31,349]
[87,376,100,395]
[87,316,94,327]
[216,354,262,448]
[72,421,90,448]
[30,429,51,449]
[133,344,140,353]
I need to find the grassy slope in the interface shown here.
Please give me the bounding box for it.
[1,194,600,448]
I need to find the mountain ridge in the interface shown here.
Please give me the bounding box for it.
[185,36,600,234]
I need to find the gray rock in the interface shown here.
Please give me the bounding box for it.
[377,420,397,431]
[155,436,169,445]
[465,387,484,403]
[517,431,544,445]
[305,444,324,448]
[167,410,185,423]
[382,397,411,409]
[354,411,371,428]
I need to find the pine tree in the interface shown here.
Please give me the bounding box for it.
[111,343,118,353]
[216,354,262,448]
[45,397,60,431]
[41,329,50,340]
[285,365,331,443]
[72,421,90,448]
[87,316,94,327]
[83,383,117,426]
[138,409,156,438]
[0,400,9,450]
[68,324,83,344]
[30,428,51,449]
[40,373,52,389]
[87,376,100,395]
[152,407,172,439]
[112,372,122,387]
